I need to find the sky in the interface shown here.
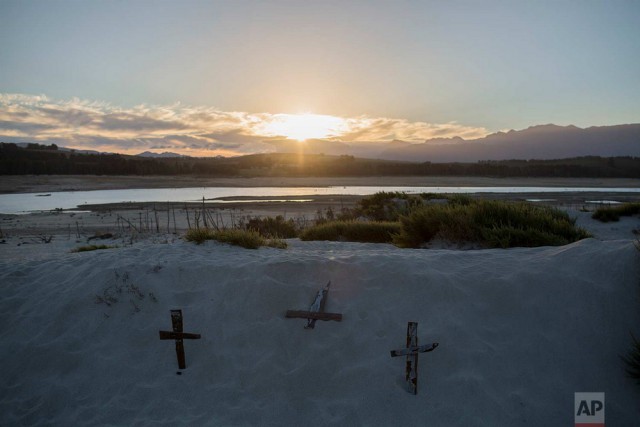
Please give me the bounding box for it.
[1,0,639,156]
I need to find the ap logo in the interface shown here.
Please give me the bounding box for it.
[575,392,605,427]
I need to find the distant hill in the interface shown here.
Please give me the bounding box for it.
[269,123,640,162]
[378,124,640,162]
[270,138,410,159]
[10,123,639,163]
[136,151,188,158]
[2,142,640,178]
[15,142,103,155]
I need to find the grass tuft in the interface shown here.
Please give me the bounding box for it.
[355,191,433,221]
[184,228,217,245]
[265,238,288,249]
[300,221,401,243]
[393,199,590,248]
[185,228,286,249]
[592,202,640,222]
[243,215,298,238]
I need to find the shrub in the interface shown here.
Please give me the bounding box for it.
[185,228,287,249]
[393,205,463,247]
[480,226,568,248]
[184,228,217,244]
[393,199,590,248]
[471,201,589,247]
[355,191,429,221]
[266,238,288,249]
[244,215,298,238]
[592,208,620,222]
[447,194,474,206]
[592,202,640,222]
[300,221,401,243]
[185,228,266,249]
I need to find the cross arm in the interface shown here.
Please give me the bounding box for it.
[285,310,343,322]
[390,342,439,357]
[159,331,202,340]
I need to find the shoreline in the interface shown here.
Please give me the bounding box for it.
[2,174,640,194]
[2,191,639,240]
[2,175,639,239]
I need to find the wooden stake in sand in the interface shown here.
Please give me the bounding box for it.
[390,322,438,395]
[159,309,201,369]
[285,281,342,329]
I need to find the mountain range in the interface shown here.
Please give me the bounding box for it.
[11,123,640,162]
[271,123,640,162]
[136,151,187,158]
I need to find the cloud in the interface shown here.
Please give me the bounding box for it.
[0,120,56,133]
[339,117,488,142]
[0,93,490,156]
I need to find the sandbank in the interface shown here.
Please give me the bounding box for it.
[2,174,640,194]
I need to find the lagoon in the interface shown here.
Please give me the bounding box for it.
[1,185,640,214]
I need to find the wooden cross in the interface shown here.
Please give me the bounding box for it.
[159,309,201,369]
[285,281,342,329]
[390,321,438,395]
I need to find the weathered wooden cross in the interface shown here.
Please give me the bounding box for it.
[159,309,201,369]
[390,321,438,395]
[285,281,342,329]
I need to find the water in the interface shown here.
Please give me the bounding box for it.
[1,185,639,214]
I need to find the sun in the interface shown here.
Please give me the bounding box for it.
[259,113,346,141]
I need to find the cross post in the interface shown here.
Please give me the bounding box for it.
[159,309,201,369]
[390,321,438,394]
[285,281,342,329]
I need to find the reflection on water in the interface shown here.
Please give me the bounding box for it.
[585,200,623,205]
[1,185,639,214]
[209,199,314,204]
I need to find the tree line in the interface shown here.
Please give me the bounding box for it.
[1,142,640,178]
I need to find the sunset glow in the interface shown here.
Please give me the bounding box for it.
[1,2,638,157]
[257,113,347,141]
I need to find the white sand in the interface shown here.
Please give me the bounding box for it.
[1,215,640,425]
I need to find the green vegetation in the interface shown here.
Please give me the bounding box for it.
[184,228,287,249]
[298,193,590,248]
[186,192,589,249]
[265,238,288,249]
[71,244,115,252]
[354,192,431,221]
[300,221,401,243]
[242,215,298,238]
[592,202,640,222]
[184,228,217,244]
[393,200,590,248]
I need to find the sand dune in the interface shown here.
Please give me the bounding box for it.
[1,214,639,425]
